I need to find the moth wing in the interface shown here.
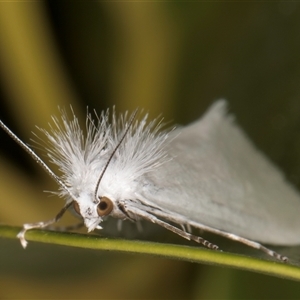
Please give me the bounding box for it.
[140,100,300,245]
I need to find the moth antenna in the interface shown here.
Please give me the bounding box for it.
[0,119,74,197]
[0,119,79,248]
[94,108,138,201]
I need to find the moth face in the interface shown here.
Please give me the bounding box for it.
[72,194,114,232]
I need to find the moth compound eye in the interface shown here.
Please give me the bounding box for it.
[73,201,81,215]
[97,197,113,216]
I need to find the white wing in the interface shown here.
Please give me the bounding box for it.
[139,100,300,245]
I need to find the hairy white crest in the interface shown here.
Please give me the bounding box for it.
[34,108,171,231]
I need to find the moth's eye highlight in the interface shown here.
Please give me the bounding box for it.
[97,197,113,216]
[73,201,81,215]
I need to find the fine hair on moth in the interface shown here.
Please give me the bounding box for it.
[2,100,300,262]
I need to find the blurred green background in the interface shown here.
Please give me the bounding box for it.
[1,1,300,299]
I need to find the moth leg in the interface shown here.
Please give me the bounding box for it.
[218,231,288,262]
[117,219,123,231]
[155,217,219,250]
[47,222,84,232]
[185,220,288,262]
[136,220,143,232]
[126,207,219,250]
[17,202,72,248]
[180,224,192,233]
[144,206,288,262]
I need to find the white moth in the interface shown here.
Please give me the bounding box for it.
[1,100,300,262]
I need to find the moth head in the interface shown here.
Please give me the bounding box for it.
[72,195,114,232]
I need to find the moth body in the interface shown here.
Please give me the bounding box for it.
[1,100,299,261]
